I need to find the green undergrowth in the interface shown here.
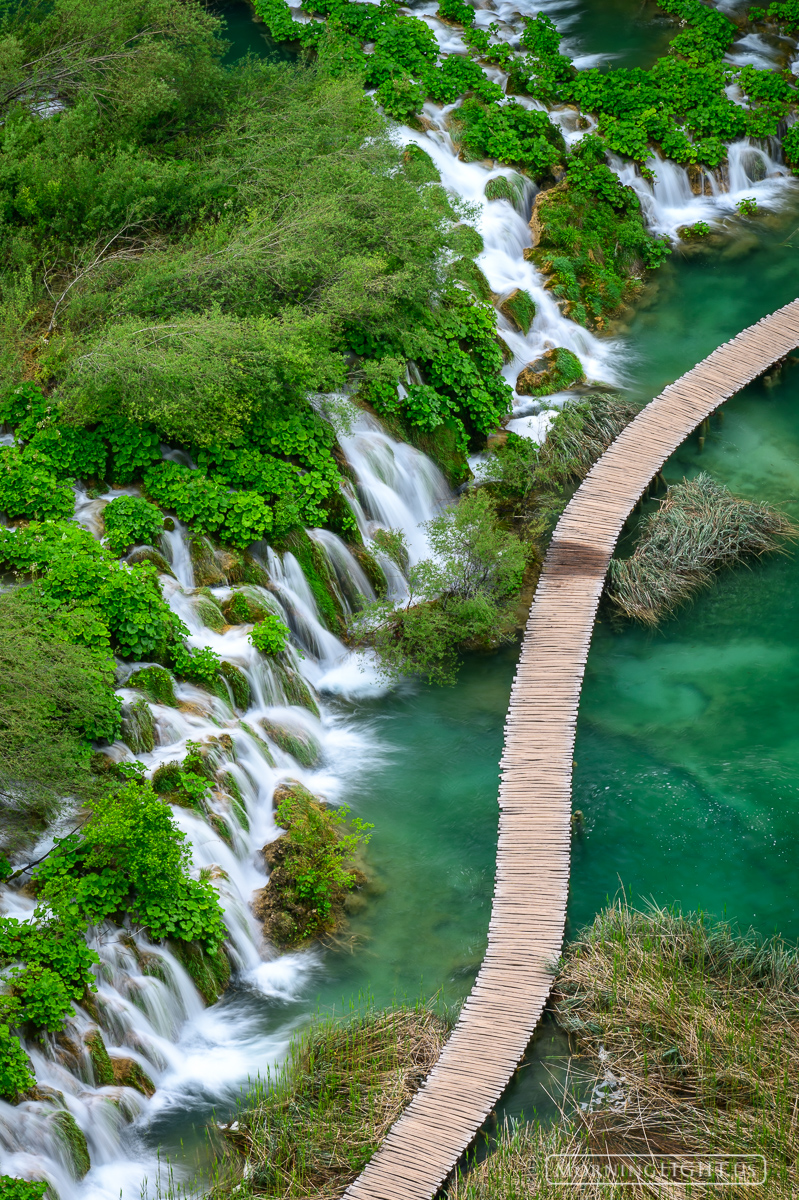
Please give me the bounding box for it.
[204,1004,448,1198]
[253,781,372,947]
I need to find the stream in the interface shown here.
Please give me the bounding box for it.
[3,0,799,1193]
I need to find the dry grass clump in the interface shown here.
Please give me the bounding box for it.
[451,902,799,1199]
[538,394,641,487]
[209,1004,448,1198]
[607,472,797,626]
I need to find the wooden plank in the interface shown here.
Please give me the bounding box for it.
[343,300,799,1200]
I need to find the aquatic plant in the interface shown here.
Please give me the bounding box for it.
[607,472,798,625]
[249,612,290,656]
[209,1004,447,1197]
[102,495,164,556]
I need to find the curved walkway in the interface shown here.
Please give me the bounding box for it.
[345,299,799,1200]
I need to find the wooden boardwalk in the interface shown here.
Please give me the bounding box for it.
[344,300,799,1200]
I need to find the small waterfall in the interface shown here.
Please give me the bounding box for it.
[307,530,376,614]
[161,520,195,589]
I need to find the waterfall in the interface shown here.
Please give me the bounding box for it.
[0,412,457,1196]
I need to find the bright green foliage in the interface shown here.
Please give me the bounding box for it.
[25,426,107,481]
[170,643,222,687]
[0,383,49,441]
[0,1182,47,1200]
[784,123,799,171]
[452,99,565,179]
[250,612,290,655]
[682,220,711,239]
[513,8,797,167]
[0,1026,35,1102]
[99,421,163,484]
[751,0,799,32]
[0,447,74,521]
[143,462,273,548]
[737,196,758,216]
[437,0,475,25]
[0,520,182,661]
[0,587,120,848]
[103,495,164,556]
[34,781,227,952]
[529,138,670,326]
[4,964,74,1032]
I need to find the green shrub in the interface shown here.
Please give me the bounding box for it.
[0,448,74,522]
[250,612,290,655]
[34,780,227,953]
[0,1024,35,1102]
[103,495,164,556]
[143,462,273,548]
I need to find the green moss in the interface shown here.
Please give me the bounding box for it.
[222,591,252,624]
[50,1110,90,1179]
[405,422,470,487]
[189,537,226,587]
[500,288,536,335]
[169,940,231,1005]
[192,595,226,633]
[218,661,251,711]
[484,173,525,205]
[128,666,177,707]
[151,761,182,794]
[110,1056,155,1097]
[84,1029,114,1087]
[352,546,388,599]
[516,346,585,396]
[272,659,320,716]
[240,721,277,766]
[121,699,155,755]
[208,812,234,847]
[260,719,321,768]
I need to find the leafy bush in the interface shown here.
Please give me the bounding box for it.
[452,99,564,179]
[0,447,74,521]
[353,490,526,684]
[0,1025,35,1102]
[737,196,758,216]
[250,612,290,655]
[103,495,164,556]
[143,462,273,548]
[34,780,227,953]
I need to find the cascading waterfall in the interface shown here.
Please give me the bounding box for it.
[0,416,446,1197]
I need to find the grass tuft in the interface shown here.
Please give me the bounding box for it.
[607,472,797,626]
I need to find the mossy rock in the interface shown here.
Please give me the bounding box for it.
[111,1056,155,1098]
[516,347,585,396]
[485,172,525,207]
[139,951,169,985]
[222,589,270,625]
[169,940,231,1006]
[260,718,321,768]
[50,1110,90,1179]
[84,1029,114,1087]
[190,536,226,587]
[151,761,182,794]
[351,545,388,599]
[272,528,344,632]
[192,595,226,633]
[125,545,175,577]
[449,257,492,302]
[273,658,320,716]
[215,547,246,582]
[406,421,470,487]
[402,143,441,183]
[499,288,536,335]
[240,721,276,767]
[241,553,272,589]
[218,660,251,711]
[128,665,177,707]
[121,699,155,755]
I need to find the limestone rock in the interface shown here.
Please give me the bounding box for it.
[111,1056,156,1098]
[516,347,585,396]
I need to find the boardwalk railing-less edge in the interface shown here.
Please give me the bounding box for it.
[344,300,799,1200]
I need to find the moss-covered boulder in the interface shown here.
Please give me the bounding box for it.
[516,347,585,396]
[485,172,525,207]
[128,665,177,707]
[252,782,368,949]
[190,536,226,587]
[192,594,226,633]
[84,1029,114,1087]
[151,760,183,794]
[50,1110,90,1179]
[121,699,155,755]
[111,1056,155,1097]
[499,288,536,335]
[272,659,319,716]
[260,719,321,768]
[218,660,251,711]
[448,257,492,302]
[402,143,440,183]
[125,545,175,577]
[221,588,271,625]
[169,940,231,1006]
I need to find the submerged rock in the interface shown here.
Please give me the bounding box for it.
[121,698,155,755]
[260,718,321,767]
[516,347,585,396]
[50,1109,91,1179]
